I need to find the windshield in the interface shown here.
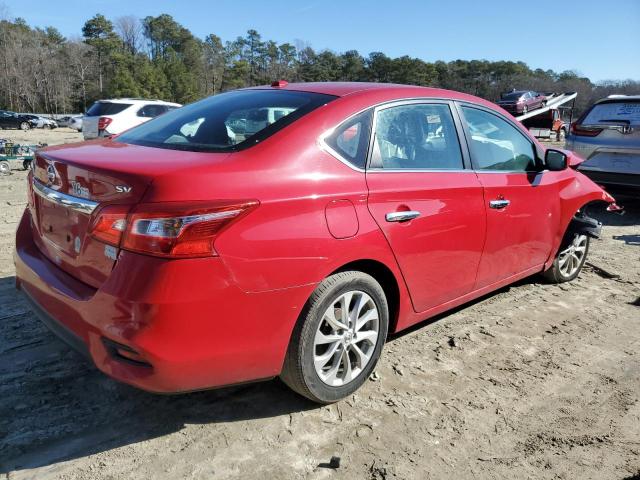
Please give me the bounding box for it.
[501,92,524,101]
[86,102,132,116]
[116,89,337,152]
[582,101,640,126]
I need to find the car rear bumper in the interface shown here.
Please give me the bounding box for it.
[577,169,640,195]
[14,209,311,393]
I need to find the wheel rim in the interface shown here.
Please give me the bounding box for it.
[558,234,587,277]
[21,122,29,130]
[0,162,9,174]
[313,290,379,387]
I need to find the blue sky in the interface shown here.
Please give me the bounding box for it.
[5,0,640,82]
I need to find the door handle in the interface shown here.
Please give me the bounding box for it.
[385,211,421,222]
[489,199,510,209]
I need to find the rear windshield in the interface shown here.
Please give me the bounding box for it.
[582,101,640,126]
[116,89,337,152]
[86,102,132,116]
[501,92,524,101]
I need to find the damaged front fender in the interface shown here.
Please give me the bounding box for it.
[544,165,617,270]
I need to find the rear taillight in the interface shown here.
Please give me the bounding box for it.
[89,204,130,246]
[570,122,602,137]
[121,201,258,258]
[98,116,113,131]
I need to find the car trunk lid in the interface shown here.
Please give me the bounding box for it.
[30,151,150,288]
[27,140,231,289]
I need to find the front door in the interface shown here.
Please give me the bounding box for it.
[457,104,561,289]
[365,101,486,312]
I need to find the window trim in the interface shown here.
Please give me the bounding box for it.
[454,101,544,173]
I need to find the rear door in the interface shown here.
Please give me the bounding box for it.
[457,104,561,289]
[365,100,486,312]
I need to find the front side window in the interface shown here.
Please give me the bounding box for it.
[461,106,537,171]
[324,110,372,169]
[117,90,336,152]
[371,103,463,170]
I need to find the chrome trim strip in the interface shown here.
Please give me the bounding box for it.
[367,168,472,173]
[32,178,99,214]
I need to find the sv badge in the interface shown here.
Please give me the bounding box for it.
[115,185,132,193]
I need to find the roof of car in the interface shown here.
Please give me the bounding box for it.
[94,98,182,106]
[248,81,495,105]
[599,94,640,103]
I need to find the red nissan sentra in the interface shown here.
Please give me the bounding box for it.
[14,82,617,403]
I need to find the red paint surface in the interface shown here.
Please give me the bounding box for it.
[14,82,614,393]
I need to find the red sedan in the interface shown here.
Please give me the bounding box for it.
[15,82,616,403]
[496,90,546,115]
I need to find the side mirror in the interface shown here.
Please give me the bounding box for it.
[545,149,568,171]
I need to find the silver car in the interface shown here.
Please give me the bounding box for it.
[566,95,640,195]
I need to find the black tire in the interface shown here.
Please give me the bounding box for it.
[542,232,590,283]
[0,161,11,175]
[22,159,31,170]
[20,122,30,131]
[281,271,389,404]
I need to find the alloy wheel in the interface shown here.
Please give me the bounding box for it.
[558,234,587,277]
[313,290,379,387]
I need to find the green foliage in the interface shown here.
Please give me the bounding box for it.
[0,12,638,115]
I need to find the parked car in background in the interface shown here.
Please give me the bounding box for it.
[0,110,38,130]
[24,115,58,129]
[56,116,74,128]
[566,95,640,195]
[497,90,546,115]
[16,82,616,404]
[82,98,181,139]
[56,116,70,127]
[68,116,83,132]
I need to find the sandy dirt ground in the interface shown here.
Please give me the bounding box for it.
[0,130,639,479]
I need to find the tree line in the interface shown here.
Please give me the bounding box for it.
[1,11,639,115]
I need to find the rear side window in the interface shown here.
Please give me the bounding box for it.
[371,103,463,170]
[324,110,372,169]
[117,90,336,152]
[582,101,640,126]
[137,104,168,118]
[461,106,536,171]
[86,102,132,116]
